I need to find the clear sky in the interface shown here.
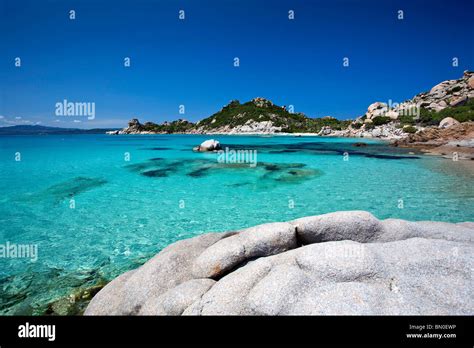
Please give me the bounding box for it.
[0,0,472,128]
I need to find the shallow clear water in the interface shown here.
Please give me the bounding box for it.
[0,134,473,314]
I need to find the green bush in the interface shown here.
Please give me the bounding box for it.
[437,99,474,123]
[412,100,474,126]
[372,116,391,126]
[449,86,462,93]
[418,108,443,126]
[352,122,362,129]
[403,126,417,134]
[364,123,375,130]
[398,114,416,125]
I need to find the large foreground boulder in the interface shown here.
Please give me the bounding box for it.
[85,211,474,315]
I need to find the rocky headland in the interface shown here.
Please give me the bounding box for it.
[85,211,473,315]
[109,71,474,159]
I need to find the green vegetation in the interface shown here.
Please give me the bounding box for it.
[371,116,391,126]
[449,86,462,93]
[142,120,195,133]
[197,99,351,133]
[400,100,474,126]
[128,98,473,135]
[403,125,417,134]
[437,99,474,123]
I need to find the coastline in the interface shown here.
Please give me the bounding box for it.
[107,130,474,162]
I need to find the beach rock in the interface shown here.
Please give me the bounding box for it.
[352,142,367,147]
[84,232,233,315]
[469,75,474,89]
[85,211,474,315]
[318,126,332,135]
[366,102,387,119]
[291,211,384,244]
[450,95,468,107]
[184,238,473,315]
[192,222,297,278]
[439,117,460,129]
[138,279,216,315]
[106,130,120,135]
[228,120,282,134]
[194,139,222,152]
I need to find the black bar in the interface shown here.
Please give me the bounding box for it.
[0,316,472,346]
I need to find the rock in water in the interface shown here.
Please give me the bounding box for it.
[439,117,461,129]
[85,211,474,315]
[194,139,222,152]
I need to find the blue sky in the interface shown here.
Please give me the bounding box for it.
[0,0,472,128]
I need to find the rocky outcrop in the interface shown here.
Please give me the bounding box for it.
[193,139,222,152]
[344,71,474,140]
[397,70,472,114]
[197,120,284,135]
[395,122,474,146]
[366,102,390,120]
[108,71,473,138]
[119,118,152,134]
[346,123,406,139]
[393,122,474,159]
[85,211,473,316]
[365,71,474,120]
[439,117,461,129]
[251,97,273,108]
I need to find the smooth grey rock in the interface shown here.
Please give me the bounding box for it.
[379,219,473,243]
[186,238,473,315]
[291,211,384,244]
[85,232,233,315]
[439,117,460,129]
[139,279,215,315]
[197,139,221,151]
[192,222,296,278]
[85,211,474,316]
[83,269,136,315]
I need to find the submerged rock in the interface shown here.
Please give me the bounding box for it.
[85,211,474,315]
[353,142,368,147]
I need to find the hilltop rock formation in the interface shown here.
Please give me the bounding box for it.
[85,211,473,316]
[364,70,473,119]
[347,71,474,140]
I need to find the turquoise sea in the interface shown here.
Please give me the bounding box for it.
[1,134,473,314]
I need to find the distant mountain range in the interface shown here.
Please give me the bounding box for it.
[0,125,118,135]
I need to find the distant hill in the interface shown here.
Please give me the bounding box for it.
[193,98,350,133]
[117,97,350,134]
[0,125,118,135]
